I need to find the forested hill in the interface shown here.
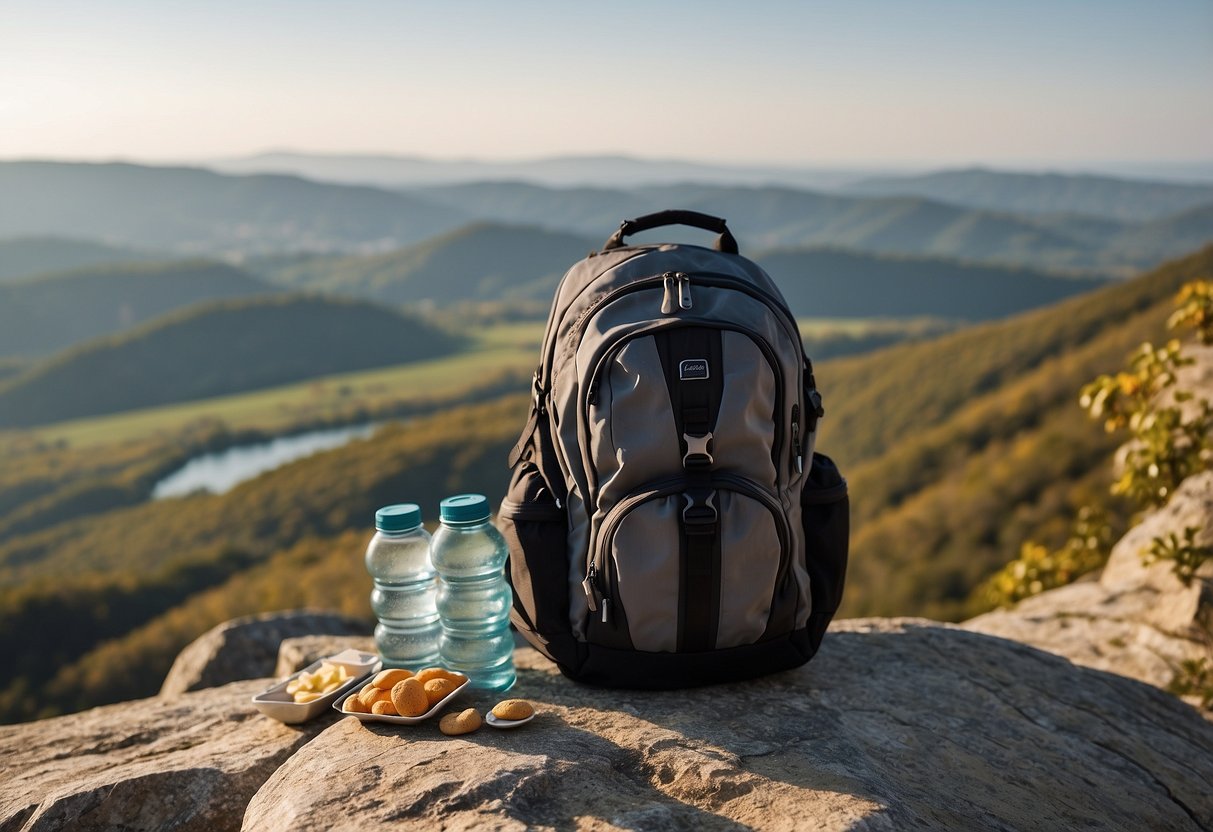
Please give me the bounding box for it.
[818,244,1213,618]
[0,294,463,427]
[0,260,276,358]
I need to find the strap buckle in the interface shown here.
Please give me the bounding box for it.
[682,431,714,469]
[681,489,718,530]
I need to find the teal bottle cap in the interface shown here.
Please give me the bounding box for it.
[440,493,490,523]
[375,503,422,532]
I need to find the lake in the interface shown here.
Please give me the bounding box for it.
[152,422,377,498]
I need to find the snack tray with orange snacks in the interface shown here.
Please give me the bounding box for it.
[334,666,470,725]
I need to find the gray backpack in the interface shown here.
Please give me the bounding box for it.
[501,210,848,687]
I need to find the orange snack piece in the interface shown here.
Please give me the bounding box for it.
[372,668,413,690]
[439,708,482,736]
[491,699,534,721]
[371,700,398,716]
[423,677,459,706]
[415,667,459,684]
[343,695,369,714]
[390,677,429,717]
[357,685,390,710]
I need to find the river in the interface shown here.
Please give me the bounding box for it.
[151,422,377,499]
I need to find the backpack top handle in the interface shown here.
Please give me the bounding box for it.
[601,209,740,255]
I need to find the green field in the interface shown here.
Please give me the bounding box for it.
[21,341,535,448]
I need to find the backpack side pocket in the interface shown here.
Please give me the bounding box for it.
[499,461,569,649]
[800,452,849,653]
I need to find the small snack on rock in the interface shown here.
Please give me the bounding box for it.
[491,699,535,721]
[372,668,412,690]
[390,677,429,717]
[439,708,482,736]
[422,677,459,706]
[371,700,398,716]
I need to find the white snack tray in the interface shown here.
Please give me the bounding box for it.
[252,649,381,724]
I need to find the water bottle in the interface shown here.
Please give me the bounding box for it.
[365,503,440,668]
[431,494,516,691]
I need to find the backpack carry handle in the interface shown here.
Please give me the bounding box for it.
[601,209,740,254]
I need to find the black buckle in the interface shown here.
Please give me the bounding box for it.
[681,489,718,531]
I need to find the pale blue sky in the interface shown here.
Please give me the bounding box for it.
[1,0,1210,166]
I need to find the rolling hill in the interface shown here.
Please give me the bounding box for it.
[249,222,598,304]
[0,260,277,358]
[0,294,463,427]
[250,222,1104,319]
[842,167,1213,222]
[5,162,1209,273]
[0,237,159,282]
[0,161,468,253]
[414,181,1209,271]
[762,248,1103,319]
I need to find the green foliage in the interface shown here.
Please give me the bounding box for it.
[1167,658,1213,711]
[978,507,1112,608]
[0,294,465,427]
[1168,280,1213,344]
[1080,339,1213,509]
[1145,526,1213,587]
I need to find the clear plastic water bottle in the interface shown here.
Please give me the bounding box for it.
[431,494,516,691]
[365,503,440,668]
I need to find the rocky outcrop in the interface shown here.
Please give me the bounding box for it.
[0,679,327,832]
[967,470,1213,696]
[243,622,1213,832]
[7,618,1212,831]
[160,610,371,697]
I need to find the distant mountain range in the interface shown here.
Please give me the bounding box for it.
[0,161,464,254]
[2,160,1210,274]
[0,295,462,427]
[208,151,871,190]
[841,167,1213,223]
[0,260,276,358]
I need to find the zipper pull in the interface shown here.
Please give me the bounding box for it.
[661,272,676,315]
[676,273,692,310]
[791,404,803,474]
[601,597,611,624]
[582,564,599,612]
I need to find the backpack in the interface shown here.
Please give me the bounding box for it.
[499,210,848,688]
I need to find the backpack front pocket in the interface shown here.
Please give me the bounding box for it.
[585,476,789,653]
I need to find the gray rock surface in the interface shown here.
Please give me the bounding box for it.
[968,471,1213,694]
[160,610,371,697]
[0,678,329,832]
[243,620,1213,832]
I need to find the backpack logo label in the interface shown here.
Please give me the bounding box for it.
[679,359,710,381]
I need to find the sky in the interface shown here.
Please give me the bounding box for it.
[1,0,1211,168]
